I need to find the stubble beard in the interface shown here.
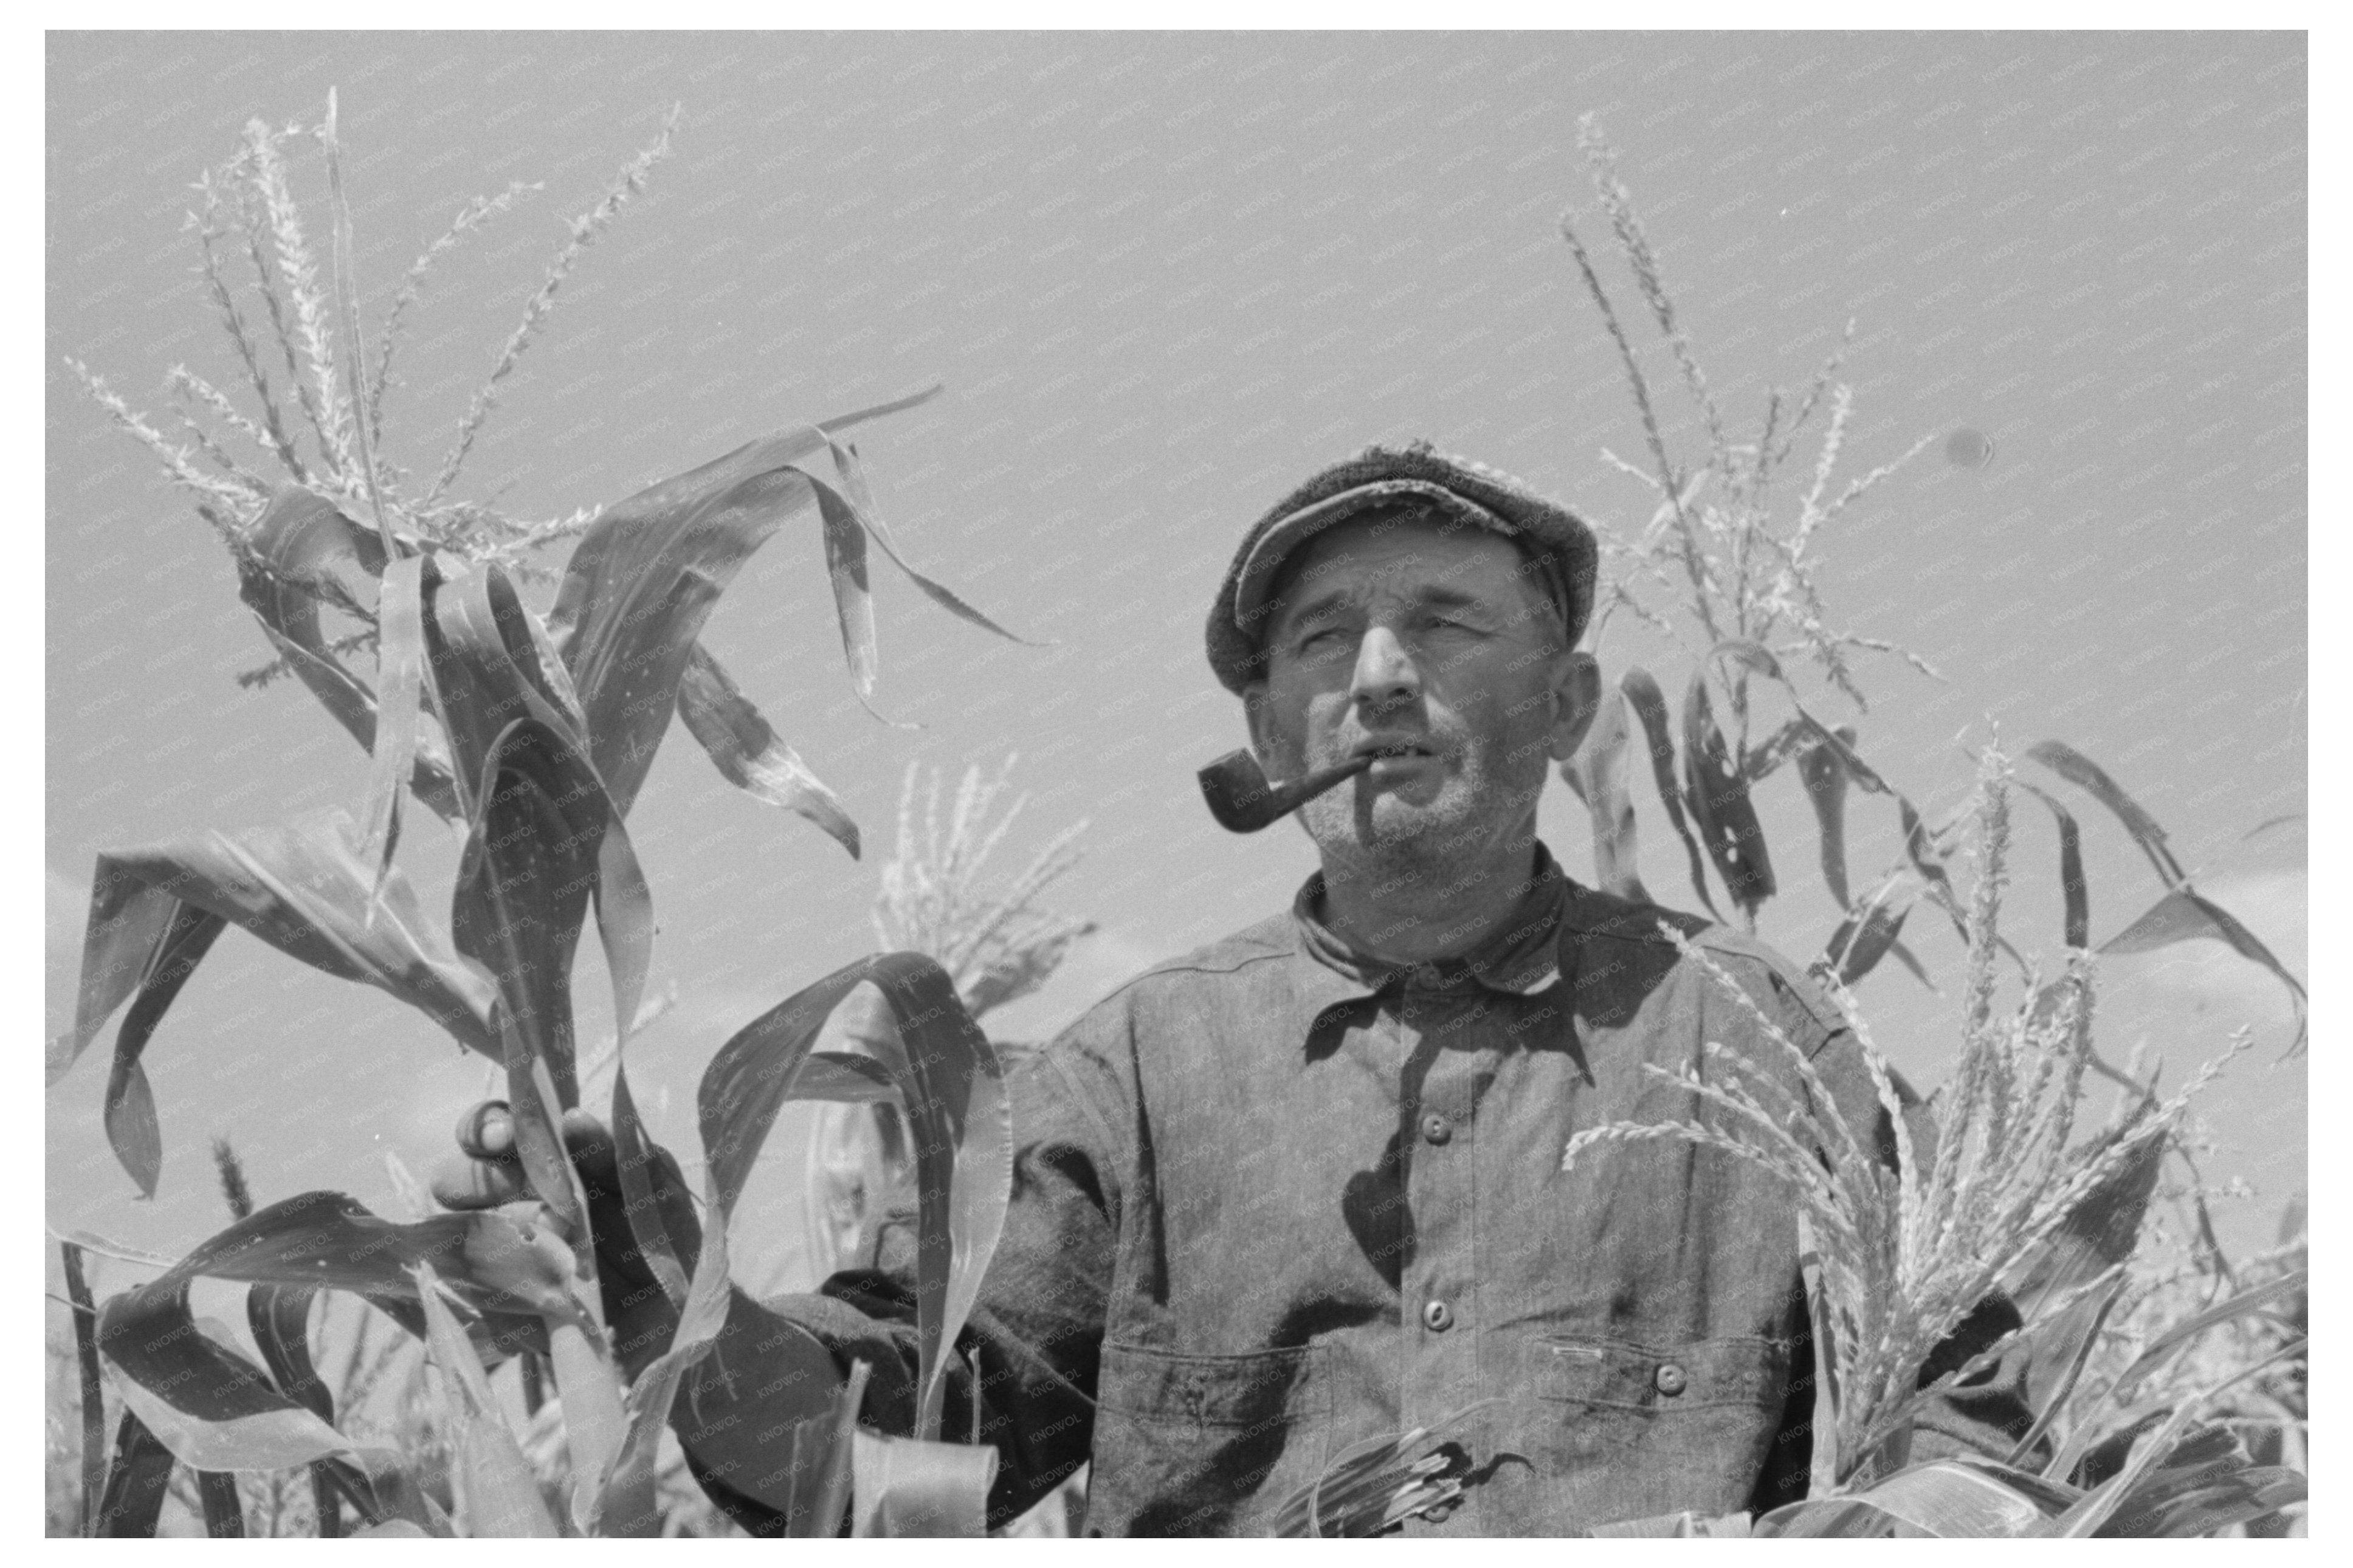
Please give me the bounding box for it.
[1295,737,1546,897]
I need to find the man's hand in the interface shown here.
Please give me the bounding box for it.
[430,1099,702,1383]
[433,1099,896,1532]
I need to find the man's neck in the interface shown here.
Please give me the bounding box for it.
[1314,831,1549,966]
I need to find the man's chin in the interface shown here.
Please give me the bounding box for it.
[1303,790,1464,857]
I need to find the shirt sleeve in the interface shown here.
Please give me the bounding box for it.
[678,1020,1131,1533]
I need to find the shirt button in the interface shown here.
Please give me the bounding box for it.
[1654,1362,1688,1397]
[1421,1113,1453,1146]
[1422,1300,1453,1332]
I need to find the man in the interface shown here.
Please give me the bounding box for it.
[443,442,2029,1535]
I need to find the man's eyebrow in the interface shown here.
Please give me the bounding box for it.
[1276,587,1356,631]
[1278,582,1499,634]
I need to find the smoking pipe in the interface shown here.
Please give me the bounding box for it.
[1197,749,1374,833]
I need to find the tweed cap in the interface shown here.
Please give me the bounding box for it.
[1205,441,1599,695]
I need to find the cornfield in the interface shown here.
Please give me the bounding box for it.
[49,95,2304,1539]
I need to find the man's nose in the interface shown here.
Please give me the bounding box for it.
[1349,625,1421,709]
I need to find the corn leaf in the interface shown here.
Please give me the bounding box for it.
[811,462,881,704]
[98,1313,349,1475]
[2101,888,2306,1055]
[2007,1134,2163,1318]
[99,901,225,1200]
[1757,1459,2055,1537]
[1590,1509,1754,1536]
[420,559,594,822]
[55,813,501,1193]
[61,1242,109,1536]
[1561,686,1647,901]
[450,716,652,1234]
[850,1429,999,1538]
[2055,1357,2304,1535]
[2026,740,2185,889]
[586,1164,733,1537]
[411,1259,560,1537]
[787,1360,873,1538]
[1822,876,1916,988]
[793,1051,900,1102]
[821,435,1036,650]
[236,484,460,816]
[2110,1468,2305,1538]
[91,1409,175,1537]
[245,1284,328,1422]
[2106,1271,2308,1407]
[1680,667,1776,915]
[698,952,1010,1440]
[676,641,861,859]
[246,1280,343,1536]
[359,552,430,889]
[1797,724,1856,910]
[545,387,947,816]
[197,1469,246,1535]
[2003,1268,2131,1469]
[314,1449,452,1537]
[1739,716,1815,783]
[2017,779,2090,950]
[1618,666,1719,918]
[1709,640,1972,946]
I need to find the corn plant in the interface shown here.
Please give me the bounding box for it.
[1559,748,2303,1536]
[54,92,1035,1538]
[1556,115,2304,1060]
[1543,121,2306,1539]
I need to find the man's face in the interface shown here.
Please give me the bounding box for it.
[1242,511,1599,867]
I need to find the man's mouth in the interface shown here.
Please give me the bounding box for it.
[1349,738,1443,774]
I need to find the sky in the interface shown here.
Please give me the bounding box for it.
[46,30,2305,1308]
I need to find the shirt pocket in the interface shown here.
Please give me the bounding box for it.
[1083,1343,1331,1538]
[1526,1334,1790,1530]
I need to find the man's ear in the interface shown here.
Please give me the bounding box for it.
[1545,652,1603,763]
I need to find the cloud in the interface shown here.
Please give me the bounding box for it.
[48,865,90,1038]
[2106,868,2306,1028]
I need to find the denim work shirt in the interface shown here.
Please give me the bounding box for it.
[765,842,2029,1536]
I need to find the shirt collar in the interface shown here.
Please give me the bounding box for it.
[1289,841,1570,999]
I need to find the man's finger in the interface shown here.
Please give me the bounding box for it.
[428,1152,532,1210]
[560,1107,621,1194]
[455,1100,516,1161]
